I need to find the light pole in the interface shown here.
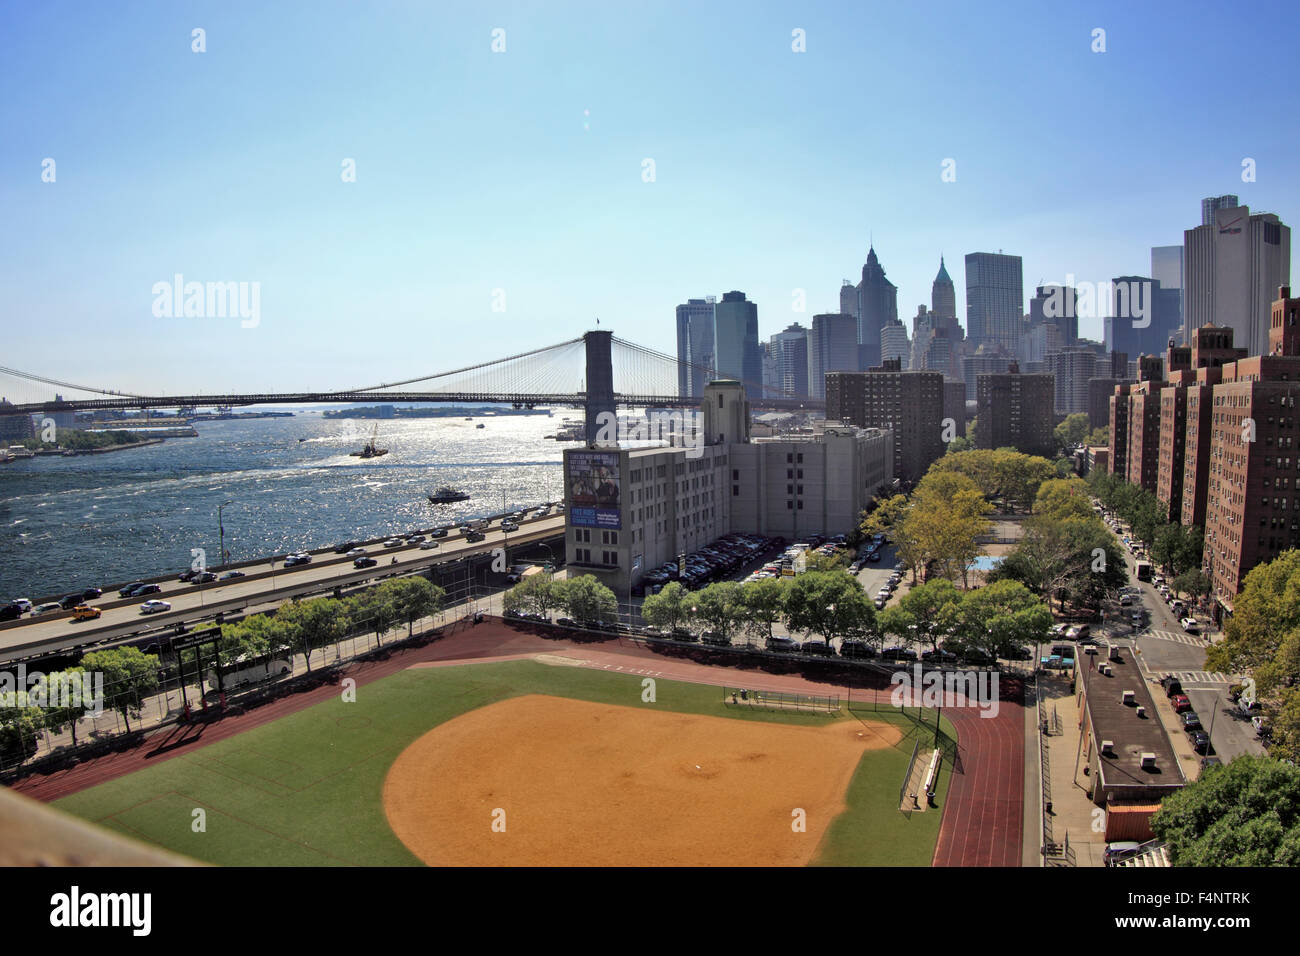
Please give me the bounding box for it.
[218,499,234,570]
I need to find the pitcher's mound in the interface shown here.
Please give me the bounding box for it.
[382,694,901,866]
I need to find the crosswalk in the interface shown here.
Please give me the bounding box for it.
[1149,669,1233,685]
[1142,628,1210,648]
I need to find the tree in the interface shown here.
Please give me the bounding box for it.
[349,586,400,646]
[1085,426,1109,447]
[1172,569,1210,602]
[1151,756,1300,866]
[738,576,789,642]
[907,470,992,586]
[382,578,445,637]
[557,575,618,624]
[79,647,160,734]
[0,706,43,768]
[949,579,1052,658]
[504,572,564,619]
[783,571,876,646]
[275,597,352,671]
[879,579,962,652]
[36,667,93,747]
[1053,412,1091,451]
[1034,478,1094,521]
[690,582,745,642]
[640,581,692,633]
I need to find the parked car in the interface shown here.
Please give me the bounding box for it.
[1181,711,1202,732]
[1171,694,1192,713]
[72,604,102,621]
[701,631,731,647]
[840,639,875,659]
[803,641,834,657]
[1162,678,1184,698]
[1180,617,1200,633]
[766,636,801,654]
[139,600,172,614]
[1191,730,1212,755]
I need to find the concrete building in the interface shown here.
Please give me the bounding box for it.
[975,362,1054,457]
[675,297,716,398]
[0,399,35,443]
[563,380,892,595]
[1028,284,1078,347]
[965,252,1024,352]
[769,323,810,398]
[1184,203,1291,356]
[1151,245,1184,331]
[1103,276,1182,361]
[1048,347,1098,415]
[825,360,946,484]
[1201,194,1240,226]
[880,318,911,368]
[962,347,1017,402]
[852,245,898,372]
[944,379,967,441]
[808,312,859,400]
[713,291,763,399]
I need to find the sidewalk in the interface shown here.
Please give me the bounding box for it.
[1038,672,1108,867]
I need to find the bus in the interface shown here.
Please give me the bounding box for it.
[205,653,293,693]
[1134,561,1152,582]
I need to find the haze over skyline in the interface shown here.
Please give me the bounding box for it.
[3,0,1299,393]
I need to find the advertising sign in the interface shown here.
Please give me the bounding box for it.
[568,451,621,529]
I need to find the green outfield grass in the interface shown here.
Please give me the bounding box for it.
[53,660,956,866]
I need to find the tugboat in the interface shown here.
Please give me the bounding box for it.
[349,424,389,459]
[428,486,471,504]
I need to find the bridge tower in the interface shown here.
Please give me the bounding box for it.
[583,330,616,445]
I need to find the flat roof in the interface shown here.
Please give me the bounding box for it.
[1080,646,1184,792]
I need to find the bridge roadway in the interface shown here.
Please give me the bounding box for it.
[0,513,566,663]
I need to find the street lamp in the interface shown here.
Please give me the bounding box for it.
[218,499,234,570]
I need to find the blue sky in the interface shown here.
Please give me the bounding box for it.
[2,0,1298,395]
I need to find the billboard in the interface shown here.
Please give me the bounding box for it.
[567,451,621,529]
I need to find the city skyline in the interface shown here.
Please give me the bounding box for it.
[4,1,1299,394]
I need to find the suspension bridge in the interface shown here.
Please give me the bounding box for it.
[0,332,823,441]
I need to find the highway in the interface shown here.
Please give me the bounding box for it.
[0,513,566,662]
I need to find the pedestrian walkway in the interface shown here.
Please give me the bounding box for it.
[1144,628,1210,648]
[1146,669,1233,685]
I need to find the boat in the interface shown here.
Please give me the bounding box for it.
[349,424,389,459]
[428,486,471,504]
[476,423,485,429]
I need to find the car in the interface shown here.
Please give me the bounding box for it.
[1050,623,1071,637]
[961,649,996,666]
[31,602,63,616]
[345,548,367,558]
[803,641,835,656]
[501,521,519,532]
[1170,694,1191,713]
[419,541,440,550]
[405,534,426,544]
[1000,645,1032,661]
[766,636,801,653]
[840,639,876,659]
[1104,841,1143,866]
[1191,731,1212,755]
[465,531,486,543]
[131,583,162,597]
[701,632,731,647]
[139,600,171,614]
[1075,635,1101,647]
[1120,594,1133,606]
[874,597,887,609]
[1162,677,1184,698]
[58,593,85,609]
[867,552,882,562]
[333,542,358,554]
[1129,611,1144,627]
[177,569,199,582]
[383,539,403,549]
[1181,711,1202,732]
[353,556,378,568]
[72,604,101,621]
[921,649,958,663]
[80,587,102,600]
[1180,617,1200,633]
[118,582,146,597]
[284,553,312,567]
[190,572,217,584]
[0,603,24,622]
[429,528,448,538]
[219,570,246,580]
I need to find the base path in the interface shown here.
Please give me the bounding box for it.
[8,620,1025,866]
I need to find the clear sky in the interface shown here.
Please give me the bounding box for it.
[2,0,1298,395]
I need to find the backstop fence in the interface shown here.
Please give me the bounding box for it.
[722,686,841,714]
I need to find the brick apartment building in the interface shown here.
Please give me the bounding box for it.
[1172,327,1247,528]
[826,361,946,483]
[975,362,1055,457]
[1111,355,1165,492]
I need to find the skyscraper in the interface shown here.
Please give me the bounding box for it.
[1184,203,1291,356]
[931,256,956,319]
[808,313,859,400]
[770,323,810,397]
[675,297,715,398]
[965,252,1024,352]
[713,291,762,399]
[880,319,911,368]
[855,246,898,370]
[1151,245,1184,331]
[1201,195,1239,226]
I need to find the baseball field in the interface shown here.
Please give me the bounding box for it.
[49,657,956,866]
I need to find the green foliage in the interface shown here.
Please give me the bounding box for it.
[738,576,789,639]
[504,572,563,619]
[783,570,875,644]
[947,579,1053,657]
[1151,756,1300,866]
[690,581,744,641]
[79,646,160,733]
[1053,413,1091,451]
[275,597,352,670]
[879,579,961,650]
[639,580,691,632]
[556,575,618,624]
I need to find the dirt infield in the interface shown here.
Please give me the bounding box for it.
[382,693,902,866]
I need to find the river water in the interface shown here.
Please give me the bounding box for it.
[0,409,574,600]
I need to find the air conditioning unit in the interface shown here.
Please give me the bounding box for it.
[1135,706,1146,718]
[1100,664,1112,676]
[1140,752,1157,769]
[1122,690,1136,705]
[1101,740,1115,756]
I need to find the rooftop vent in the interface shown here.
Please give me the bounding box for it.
[1141,753,1157,769]
[1122,690,1136,705]
[1101,740,1115,756]
[1136,706,1146,718]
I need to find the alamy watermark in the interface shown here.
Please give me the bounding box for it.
[1044,275,1151,328]
[152,274,260,328]
[0,664,105,717]
[890,663,1000,718]
[592,409,704,458]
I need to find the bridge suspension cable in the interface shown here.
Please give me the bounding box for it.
[342,337,587,395]
[0,366,151,400]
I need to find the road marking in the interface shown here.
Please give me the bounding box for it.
[1149,670,1233,685]
[1143,629,1210,647]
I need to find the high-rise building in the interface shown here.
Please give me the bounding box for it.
[825,360,947,483]
[675,297,716,398]
[808,313,859,400]
[1184,203,1291,356]
[880,319,911,368]
[1151,245,1184,332]
[975,363,1054,457]
[962,347,1017,402]
[1103,276,1183,360]
[854,246,898,371]
[1029,284,1079,347]
[932,256,957,319]
[1048,347,1098,415]
[713,291,763,399]
[1201,195,1239,226]
[965,252,1024,352]
[769,324,810,397]
[0,398,35,443]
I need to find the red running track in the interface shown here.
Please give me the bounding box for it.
[7,621,1024,866]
